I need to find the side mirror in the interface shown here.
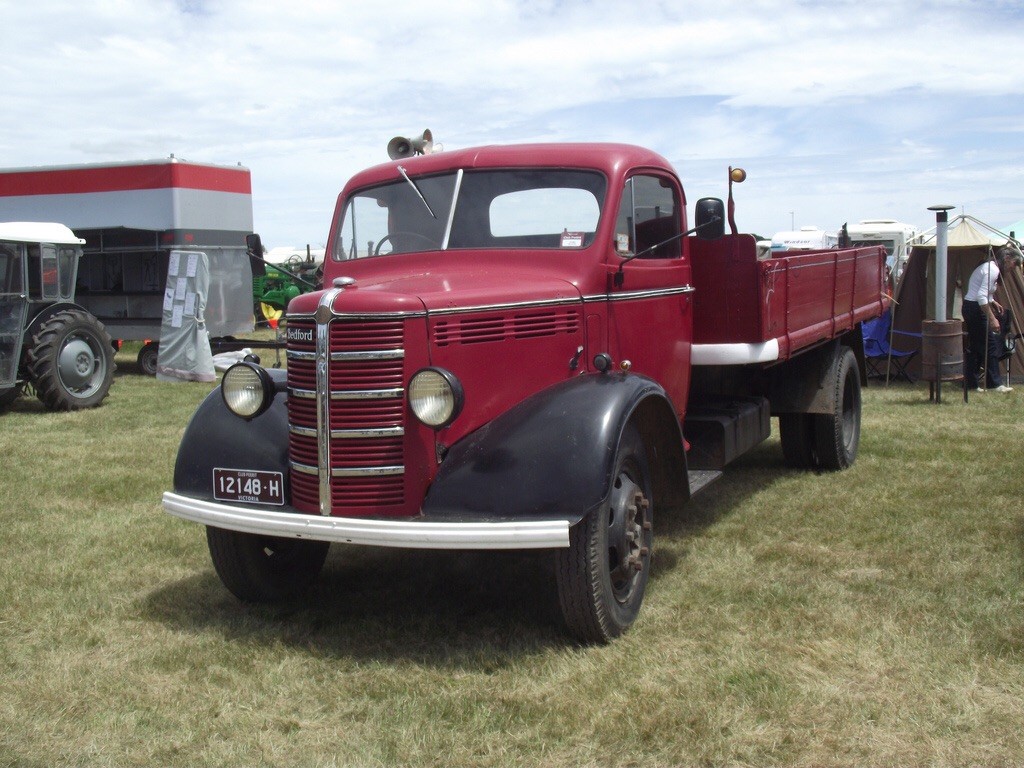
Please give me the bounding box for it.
[246,233,266,277]
[694,198,725,240]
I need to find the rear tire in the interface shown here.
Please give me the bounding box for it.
[137,341,159,376]
[556,424,653,643]
[206,526,329,602]
[28,309,115,410]
[814,346,861,471]
[779,413,819,469]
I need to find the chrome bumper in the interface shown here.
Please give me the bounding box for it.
[162,491,570,550]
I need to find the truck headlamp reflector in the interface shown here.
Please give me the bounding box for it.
[409,368,463,428]
[222,362,274,419]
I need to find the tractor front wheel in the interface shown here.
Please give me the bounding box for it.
[0,386,20,413]
[28,308,115,410]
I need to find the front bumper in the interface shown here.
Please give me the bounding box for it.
[162,492,570,550]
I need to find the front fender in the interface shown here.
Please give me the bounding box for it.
[173,368,291,500]
[421,373,687,527]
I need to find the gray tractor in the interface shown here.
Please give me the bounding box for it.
[1,222,115,412]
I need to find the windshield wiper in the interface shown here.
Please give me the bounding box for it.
[397,165,437,219]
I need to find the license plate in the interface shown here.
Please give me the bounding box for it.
[212,468,285,506]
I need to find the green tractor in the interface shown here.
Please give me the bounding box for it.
[1,222,115,412]
[250,245,321,323]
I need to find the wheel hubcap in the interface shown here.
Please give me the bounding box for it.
[57,336,104,395]
[607,471,651,604]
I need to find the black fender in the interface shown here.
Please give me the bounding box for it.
[421,373,689,527]
[172,368,291,500]
[25,302,89,341]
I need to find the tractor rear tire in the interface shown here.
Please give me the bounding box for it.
[28,308,115,411]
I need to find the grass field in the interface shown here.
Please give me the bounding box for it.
[2,346,1023,767]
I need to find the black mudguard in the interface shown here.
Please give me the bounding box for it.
[422,373,688,527]
[172,368,291,501]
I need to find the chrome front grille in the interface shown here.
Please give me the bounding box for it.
[286,317,406,515]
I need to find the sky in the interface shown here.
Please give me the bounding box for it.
[3,0,1024,248]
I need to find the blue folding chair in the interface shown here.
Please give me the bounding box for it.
[862,307,919,382]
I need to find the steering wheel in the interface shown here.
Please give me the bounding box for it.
[373,231,440,255]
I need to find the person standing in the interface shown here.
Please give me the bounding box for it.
[962,245,1023,392]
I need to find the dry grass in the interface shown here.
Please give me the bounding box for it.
[1,358,1022,767]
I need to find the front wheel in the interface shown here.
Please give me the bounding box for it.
[0,386,20,413]
[556,424,653,643]
[27,309,115,410]
[206,526,330,602]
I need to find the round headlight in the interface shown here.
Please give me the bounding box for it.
[408,368,463,428]
[221,362,274,419]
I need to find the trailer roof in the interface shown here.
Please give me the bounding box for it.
[0,158,251,196]
[0,222,85,245]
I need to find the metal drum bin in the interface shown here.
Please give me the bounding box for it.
[921,319,965,402]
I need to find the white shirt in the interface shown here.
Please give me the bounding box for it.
[965,260,1000,306]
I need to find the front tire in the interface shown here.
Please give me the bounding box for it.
[556,424,653,643]
[27,309,115,410]
[814,346,861,471]
[0,386,20,413]
[206,526,329,602]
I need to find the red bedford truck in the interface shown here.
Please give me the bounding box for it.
[162,142,888,643]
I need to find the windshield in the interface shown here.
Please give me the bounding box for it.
[849,238,896,256]
[333,169,605,260]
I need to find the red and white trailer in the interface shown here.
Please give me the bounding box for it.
[0,158,256,369]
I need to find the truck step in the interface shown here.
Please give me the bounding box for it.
[688,469,723,497]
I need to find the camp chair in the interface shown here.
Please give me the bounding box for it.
[862,307,919,383]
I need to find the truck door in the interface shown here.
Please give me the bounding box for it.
[607,173,694,417]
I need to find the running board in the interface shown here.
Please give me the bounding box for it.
[688,469,723,498]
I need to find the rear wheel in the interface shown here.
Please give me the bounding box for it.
[556,424,653,643]
[28,309,115,410]
[814,346,861,471]
[779,413,819,469]
[206,526,330,602]
[137,341,159,376]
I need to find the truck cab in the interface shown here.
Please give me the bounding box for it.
[0,222,115,411]
[163,142,886,642]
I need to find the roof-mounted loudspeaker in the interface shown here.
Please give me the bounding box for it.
[387,129,433,160]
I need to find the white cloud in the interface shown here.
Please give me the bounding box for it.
[1,0,1023,244]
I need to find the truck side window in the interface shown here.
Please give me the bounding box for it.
[615,175,681,258]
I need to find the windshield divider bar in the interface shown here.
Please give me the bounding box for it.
[440,168,463,250]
